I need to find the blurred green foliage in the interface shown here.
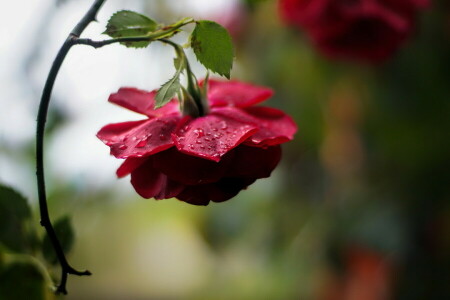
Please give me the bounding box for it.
[0,262,47,300]
[42,216,75,265]
[0,183,75,299]
[0,184,55,300]
[0,186,32,253]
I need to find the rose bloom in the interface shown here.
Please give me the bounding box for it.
[279,0,429,63]
[97,80,297,205]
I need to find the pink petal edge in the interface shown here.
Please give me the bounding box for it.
[212,106,297,147]
[109,87,179,117]
[97,120,148,146]
[206,79,274,108]
[110,114,181,159]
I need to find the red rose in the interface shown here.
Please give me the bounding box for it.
[279,0,429,63]
[97,80,297,205]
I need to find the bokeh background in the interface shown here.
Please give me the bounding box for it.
[0,0,449,299]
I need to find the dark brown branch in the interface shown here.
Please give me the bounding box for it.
[36,0,106,294]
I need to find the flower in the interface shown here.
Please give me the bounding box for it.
[97,80,297,205]
[279,0,429,63]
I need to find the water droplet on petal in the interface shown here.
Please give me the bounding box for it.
[159,133,167,140]
[196,140,202,144]
[193,128,205,137]
[119,145,128,150]
[136,140,147,148]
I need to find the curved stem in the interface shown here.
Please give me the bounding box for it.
[36,0,106,295]
[74,26,206,116]
[159,38,207,116]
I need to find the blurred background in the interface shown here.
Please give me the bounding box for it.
[0,0,449,299]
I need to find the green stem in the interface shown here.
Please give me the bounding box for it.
[36,0,106,294]
[75,22,207,117]
[77,37,205,115]
[159,38,208,116]
[75,18,194,48]
[76,36,153,48]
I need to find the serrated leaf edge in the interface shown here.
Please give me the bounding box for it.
[103,10,158,36]
[155,76,181,108]
[190,20,234,79]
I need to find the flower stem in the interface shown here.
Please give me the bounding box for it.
[36,0,106,294]
[74,25,207,117]
[159,38,208,116]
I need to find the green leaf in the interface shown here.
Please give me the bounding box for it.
[42,216,74,265]
[104,10,158,48]
[190,20,234,78]
[0,185,32,253]
[154,75,181,109]
[0,262,46,300]
[155,58,184,108]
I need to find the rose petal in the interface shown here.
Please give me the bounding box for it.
[338,1,410,33]
[109,87,179,117]
[314,17,402,63]
[245,107,297,146]
[110,114,180,159]
[206,79,274,108]
[226,145,282,178]
[213,106,297,147]
[131,158,185,199]
[176,177,256,205]
[97,120,147,146]
[279,0,329,27]
[279,0,428,64]
[116,157,147,178]
[412,0,430,8]
[172,113,258,162]
[152,147,235,185]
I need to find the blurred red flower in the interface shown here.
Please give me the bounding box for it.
[97,80,297,205]
[279,0,429,63]
[318,246,394,300]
